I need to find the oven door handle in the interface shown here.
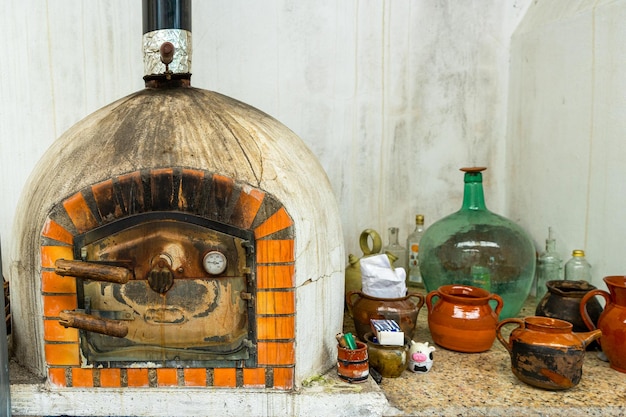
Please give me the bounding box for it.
[54,259,132,284]
[59,310,129,338]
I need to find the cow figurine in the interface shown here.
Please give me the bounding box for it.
[408,341,435,373]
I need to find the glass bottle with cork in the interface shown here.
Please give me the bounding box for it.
[406,214,425,287]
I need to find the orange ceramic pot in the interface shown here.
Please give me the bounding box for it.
[346,291,425,341]
[337,341,369,383]
[497,316,601,390]
[425,285,503,352]
[580,275,626,373]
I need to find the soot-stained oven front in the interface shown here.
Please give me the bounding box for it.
[55,211,257,368]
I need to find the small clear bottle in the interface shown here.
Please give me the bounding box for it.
[406,215,425,287]
[535,227,562,301]
[382,227,406,269]
[564,249,591,282]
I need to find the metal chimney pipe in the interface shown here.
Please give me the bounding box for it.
[142,0,192,86]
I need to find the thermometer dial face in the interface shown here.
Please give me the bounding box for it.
[203,251,227,275]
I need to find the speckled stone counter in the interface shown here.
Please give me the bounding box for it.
[344,291,626,417]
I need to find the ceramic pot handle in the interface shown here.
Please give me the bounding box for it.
[407,292,425,311]
[495,318,524,353]
[489,293,505,318]
[580,289,610,331]
[345,290,362,316]
[359,229,382,256]
[425,290,441,313]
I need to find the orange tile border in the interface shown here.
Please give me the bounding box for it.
[256,265,295,289]
[183,368,207,387]
[273,367,294,390]
[254,207,293,239]
[71,368,94,387]
[213,368,237,388]
[41,218,74,245]
[156,368,178,386]
[40,246,74,268]
[41,271,76,293]
[257,316,295,340]
[257,342,295,366]
[62,192,100,233]
[256,240,294,264]
[99,369,122,388]
[256,291,295,315]
[48,368,67,387]
[42,295,78,317]
[230,188,265,229]
[242,368,266,387]
[44,343,80,366]
[44,319,78,342]
[91,179,123,219]
[127,369,150,387]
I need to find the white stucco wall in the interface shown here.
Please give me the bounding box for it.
[0,0,530,273]
[507,0,626,289]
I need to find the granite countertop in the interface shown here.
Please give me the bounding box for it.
[344,290,626,417]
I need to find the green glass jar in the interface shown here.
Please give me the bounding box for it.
[419,167,536,318]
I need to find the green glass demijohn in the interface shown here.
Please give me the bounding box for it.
[419,167,536,318]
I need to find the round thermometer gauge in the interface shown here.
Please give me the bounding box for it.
[203,251,227,275]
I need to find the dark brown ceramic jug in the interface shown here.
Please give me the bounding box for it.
[535,280,603,334]
[497,316,601,390]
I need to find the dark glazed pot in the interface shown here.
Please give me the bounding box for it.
[497,316,601,390]
[535,280,603,334]
[364,332,409,378]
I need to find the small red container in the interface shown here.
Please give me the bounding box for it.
[337,341,369,383]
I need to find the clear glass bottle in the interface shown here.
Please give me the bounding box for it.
[535,227,562,301]
[564,249,591,282]
[419,167,536,319]
[382,227,406,269]
[406,215,425,287]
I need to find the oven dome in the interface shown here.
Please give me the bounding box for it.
[11,85,345,385]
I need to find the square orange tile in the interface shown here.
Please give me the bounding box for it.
[45,343,80,366]
[213,368,236,388]
[41,271,76,293]
[48,368,67,387]
[257,342,295,366]
[127,369,150,387]
[157,368,178,386]
[243,368,266,388]
[273,367,294,390]
[42,294,77,317]
[62,192,99,233]
[41,218,74,245]
[256,291,295,315]
[256,240,294,264]
[257,316,295,340]
[256,265,294,289]
[72,368,94,387]
[44,319,78,342]
[40,246,74,268]
[183,368,207,387]
[99,369,122,388]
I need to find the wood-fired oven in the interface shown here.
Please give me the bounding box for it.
[9,0,344,406]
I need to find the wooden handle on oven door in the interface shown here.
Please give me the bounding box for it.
[54,259,131,284]
[59,310,129,338]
